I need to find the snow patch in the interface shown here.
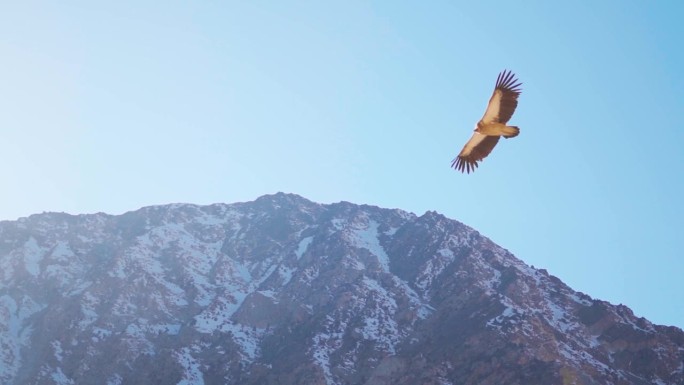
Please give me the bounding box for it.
[175,347,205,385]
[356,277,400,354]
[79,292,99,328]
[195,259,278,335]
[350,220,389,272]
[258,290,278,302]
[384,226,399,236]
[92,327,112,341]
[558,341,613,375]
[312,334,336,385]
[311,322,346,385]
[568,292,593,306]
[0,294,44,383]
[51,340,64,361]
[22,237,45,276]
[487,305,519,329]
[67,281,92,296]
[106,374,123,385]
[300,265,321,285]
[331,218,345,230]
[50,242,75,262]
[222,322,266,361]
[342,255,366,270]
[50,367,75,385]
[278,265,297,285]
[416,248,455,292]
[390,276,433,319]
[296,236,313,259]
[481,265,502,294]
[546,301,574,333]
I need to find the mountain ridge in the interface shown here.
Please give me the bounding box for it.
[1,192,682,385]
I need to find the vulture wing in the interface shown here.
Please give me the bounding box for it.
[451,133,500,173]
[479,70,522,125]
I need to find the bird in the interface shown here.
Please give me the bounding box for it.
[451,70,522,173]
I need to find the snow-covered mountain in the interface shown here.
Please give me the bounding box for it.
[1,193,682,385]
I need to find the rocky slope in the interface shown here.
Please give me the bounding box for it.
[0,193,682,384]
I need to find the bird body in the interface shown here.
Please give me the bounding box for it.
[452,70,522,173]
[477,122,519,138]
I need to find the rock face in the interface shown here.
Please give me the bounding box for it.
[0,193,682,385]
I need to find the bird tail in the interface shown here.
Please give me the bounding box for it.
[502,126,519,139]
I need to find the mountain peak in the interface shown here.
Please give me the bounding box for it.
[0,194,682,384]
[255,191,310,202]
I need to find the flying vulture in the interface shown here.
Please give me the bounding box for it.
[452,70,522,173]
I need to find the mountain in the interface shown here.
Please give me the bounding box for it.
[0,193,682,385]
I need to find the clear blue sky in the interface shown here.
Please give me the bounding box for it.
[2,1,683,328]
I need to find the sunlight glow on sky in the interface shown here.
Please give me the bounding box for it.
[1,1,683,327]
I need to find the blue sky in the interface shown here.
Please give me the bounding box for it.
[1,1,683,327]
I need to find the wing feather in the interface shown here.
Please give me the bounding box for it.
[479,70,522,125]
[451,133,500,173]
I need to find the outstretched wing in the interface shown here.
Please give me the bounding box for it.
[479,70,522,125]
[451,133,500,173]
